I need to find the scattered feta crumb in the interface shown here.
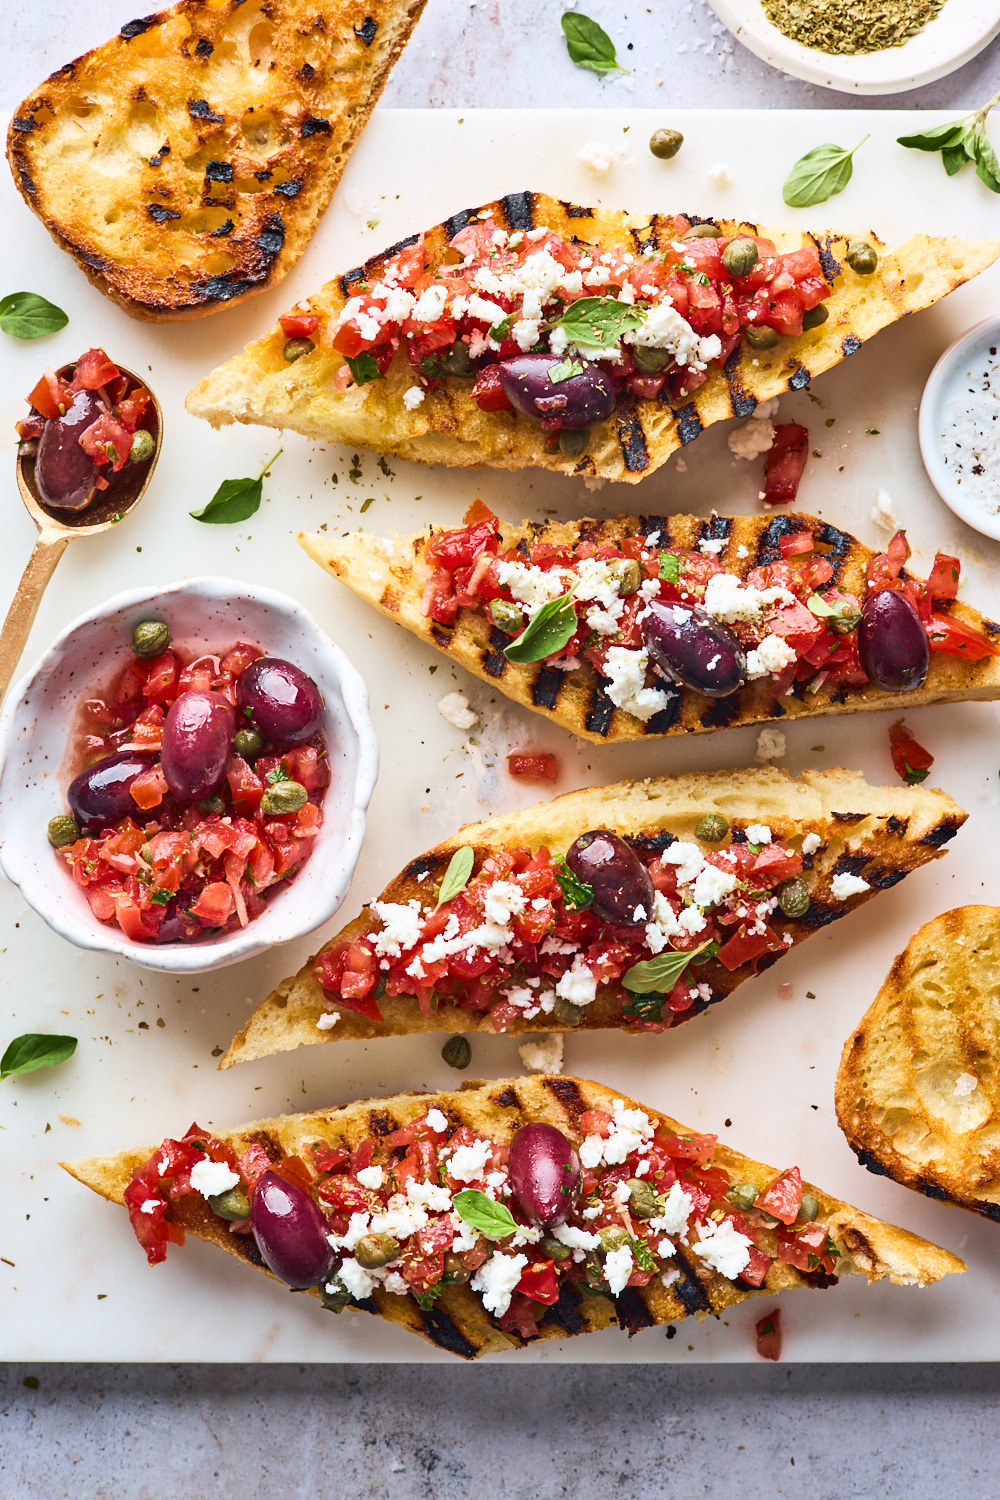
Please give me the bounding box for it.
[551,1223,601,1251]
[449,1138,493,1181]
[316,1011,340,1031]
[745,823,772,846]
[472,1251,529,1316]
[189,1159,240,1200]
[555,954,598,1007]
[691,1218,752,1279]
[518,1034,564,1074]
[402,386,426,411]
[649,1181,694,1238]
[955,1072,978,1097]
[831,871,871,900]
[438,692,478,731]
[755,727,787,762]
[356,1165,384,1190]
[707,163,731,185]
[871,486,898,531]
[578,140,617,174]
[337,1257,376,1300]
[801,832,822,856]
[425,1108,449,1134]
[728,418,775,461]
[603,1244,635,1295]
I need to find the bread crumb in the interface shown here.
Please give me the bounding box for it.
[59,1115,81,1127]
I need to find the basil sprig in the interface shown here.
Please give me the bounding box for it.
[1,1033,77,1082]
[658,552,680,585]
[555,857,594,912]
[782,136,868,208]
[190,450,282,525]
[346,351,383,385]
[452,1188,518,1240]
[0,292,68,340]
[622,938,714,995]
[898,92,1000,192]
[560,11,628,74]
[549,296,646,350]
[504,592,577,664]
[435,846,475,910]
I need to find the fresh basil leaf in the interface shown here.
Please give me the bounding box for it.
[0,292,69,340]
[896,122,968,152]
[190,449,282,524]
[658,551,680,584]
[548,357,584,385]
[942,142,972,176]
[555,857,594,912]
[549,296,646,351]
[346,351,382,386]
[782,136,868,208]
[972,128,1000,193]
[435,846,475,910]
[504,592,578,664]
[1,1033,77,1082]
[560,11,628,73]
[452,1188,518,1240]
[903,762,930,785]
[630,1235,657,1272]
[622,990,664,1023]
[806,593,838,618]
[622,939,713,995]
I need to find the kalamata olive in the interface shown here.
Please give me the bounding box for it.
[35,389,101,511]
[250,1170,335,1289]
[67,751,156,830]
[565,829,654,927]
[160,690,234,803]
[642,600,747,698]
[498,354,617,431]
[857,589,930,693]
[508,1123,581,1228]
[235,657,324,747]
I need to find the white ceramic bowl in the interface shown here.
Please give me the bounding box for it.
[707,0,1000,94]
[0,577,378,973]
[918,315,1000,541]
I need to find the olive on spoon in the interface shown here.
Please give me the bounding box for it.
[0,361,162,702]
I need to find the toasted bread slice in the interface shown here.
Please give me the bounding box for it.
[222,767,966,1068]
[837,906,1000,1226]
[7,0,425,321]
[62,1074,963,1358]
[298,511,1000,746]
[185,192,1000,480]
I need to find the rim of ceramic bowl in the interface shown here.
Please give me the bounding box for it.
[0,576,379,973]
[918,315,1000,542]
[706,0,1000,94]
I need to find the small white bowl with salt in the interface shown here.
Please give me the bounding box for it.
[919,317,1000,541]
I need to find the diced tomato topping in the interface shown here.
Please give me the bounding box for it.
[69,348,120,391]
[762,423,809,506]
[754,1166,802,1225]
[130,765,169,811]
[190,882,233,926]
[778,531,814,558]
[755,1309,782,1361]
[78,412,132,470]
[143,651,181,705]
[507,752,559,782]
[278,313,320,339]
[888,721,934,785]
[516,1259,560,1305]
[472,364,512,412]
[421,567,459,625]
[926,552,960,601]
[927,613,1000,661]
[27,369,68,421]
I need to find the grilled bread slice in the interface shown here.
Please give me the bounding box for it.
[185,191,1000,480]
[63,1074,964,1359]
[299,511,1000,746]
[837,906,1000,1226]
[222,767,966,1068]
[7,0,425,321]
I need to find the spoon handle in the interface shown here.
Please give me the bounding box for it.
[0,533,70,703]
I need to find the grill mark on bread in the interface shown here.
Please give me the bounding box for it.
[699,695,742,729]
[541,1075,588,1124]
[787,363,812,391]
[842,335,863,357]
[672,403,703,445]
[724,344,758,418]
[615,395,650,473]
[532,665,565,711]
[482,625,511,679]
[540,1278,586,1334]
[644,693,682,733]
[248,1129,283,1162]
[490,1087,522,1109]
[418,1304,480,1359]
[699,514,732,545]
[756,513,805,566]
[584,680,616,737]
[922,816,963,846]
[813,233,842,283]
[615,1286,656,1334]
[816,522,854,581]
[501,191,535,233]
[368,1110,397,1137]
[669,1248,713,1313]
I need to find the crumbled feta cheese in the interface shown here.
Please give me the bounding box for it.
[140,1199,160,1215]
[402,386,425,411]
[578,141,617,174]
[496,559,567,611]
[801,832,822,856]
[628,299,719,371]
[356,1165,384,1190]
[601,645,672,722]
[483,880,527,926]
[755,727,787,762]
[555,955,598,1007]
[449,1138,493,1182]
[691,863,738,908]
[405,1179,453,1211]
[871,486,898,531]
[707,162,731,185]
[603,1244,635,1295]
[438,692,478,731]
[691,1218,752,1280]
[370,1202,427,1241]
[703,571,793,624]
[612,1179,633,1206]
[955,1072,978,1097]
[471,1251,529,1316]
[746,634,798,679]
[728,418,775,461]
[518,1034,564,1074]
[552,1223,601,1251]
[316,1011,340,1031]
[337,1256,376,1300]
[677,905,708,935]
[189,1159,240,1200]
[425,1108,449,1134]
[370,898,423,958]
[382,1271,409,1295]
[831,871,871,900]
[579,1135,606,1170]
[661,841,705,886]
[650,1181,695,1237]
[413,284,449,323]
[601,1099,654,1164]
[327,1211,372,1251]
[745,824,772,846]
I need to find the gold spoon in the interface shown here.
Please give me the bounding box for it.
[0,364,163,702]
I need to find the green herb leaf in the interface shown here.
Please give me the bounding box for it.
[622,990,665,1023]
[504,591,578,664]
[265,765,290,785]
[560,11,628,73]
[782,136,868,208]
[490,313,515,340]
[806,593,838,618]
[658,551,680,584]
[1,1033,77,1082]
[971,127,1000,193]
[414,1281,446,1310]
[896,121,968,152]
[435,846,475,910]
[148,888,171,905]
[452,1188,518,1240]
[942,142,972,176]
[549,296,646,351]
[622,939,713,995]
[554,857,594,912]
[630,1235,657,1273]
[190,449,282,525]
[548,356,584,385]
[360,497,375,513]
[0,292,69,340]
[346,352,382,386]
[903,762,930,785]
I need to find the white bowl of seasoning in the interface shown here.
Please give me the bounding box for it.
[707,0,1000,94]
[918,316,1000,541]
[0,577,379,973]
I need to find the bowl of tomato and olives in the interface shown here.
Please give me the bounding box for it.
[0,578,378,972]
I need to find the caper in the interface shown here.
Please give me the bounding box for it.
[777,876,810,919]
[47,814,80,848]
[355,1232,400,1270]
[695,813,729,843]
[678,222,721,240]
[722,237,759,279]
[552,995,586,1027]
[798,1191,820,1224]
[626,1178,662,1221]
[132,619,171,660]
[540,1233,573,1261]
[583,1250,607,1290]
[283,337,315,362]
[260,780,308,816]
[234,727,266,760]
[128,429,156,465]
[598,1225,629,1253]
[197,795,225,815]
[559,427,590,458]
[727,1182,759,1213]
[608,558,642,596]
[488,598,524,636]
[801,304,829,331]
[443,1251,473,1283]
[207,1186,250,1221]
[439,340,474,377]
[827,604,861,636]
[319,1276,351,1313]
[845,240,878,276]
[442,1034,471,1070]
[632,344,673,376]
[649,128,683,160]
[745,324,780,350]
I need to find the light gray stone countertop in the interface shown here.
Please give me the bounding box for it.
[2,2,1000,1495]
